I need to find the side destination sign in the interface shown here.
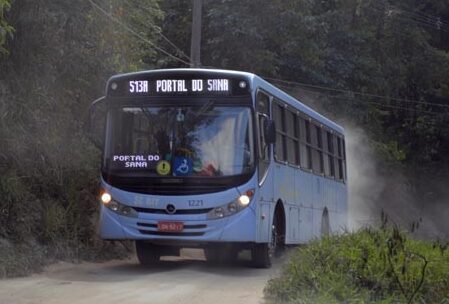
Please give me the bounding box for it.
[108,77,249,97]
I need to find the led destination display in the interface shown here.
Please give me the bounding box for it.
[107,75,250,97]
[129,79,229,94]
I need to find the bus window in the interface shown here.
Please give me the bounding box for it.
[332,136,341,180]
[286,110,299,165]
[273,102,286,162]
[325,131,335,178]
[337,137,344,180]
[299,118,311,169]
[311,124,323,173]
[106,106,254,177]
[256,91,271,182]
[257,91,270,116]
[323,130,330,176]
[316,125,324,173]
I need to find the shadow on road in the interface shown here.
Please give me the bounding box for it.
[44,249,281,283]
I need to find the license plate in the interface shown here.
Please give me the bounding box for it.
[157,221,184,232]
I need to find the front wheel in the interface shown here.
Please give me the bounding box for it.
[251,224,278,268]
[135,241,161,265]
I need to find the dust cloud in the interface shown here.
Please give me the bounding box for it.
[345,125,449,239]
[346,126,385,230]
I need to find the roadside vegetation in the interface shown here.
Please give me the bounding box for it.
[265,220,449,303]
[0,0,162,277]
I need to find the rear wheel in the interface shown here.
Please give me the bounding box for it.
[321,207,330,237]
[135,241,161,265]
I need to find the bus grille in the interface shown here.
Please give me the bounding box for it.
[132,207,212,215]
[138,230,205,237]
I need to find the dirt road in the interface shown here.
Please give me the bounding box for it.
[0,249,282,304]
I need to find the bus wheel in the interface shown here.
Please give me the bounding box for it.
[135,241,160,265]
[321,207,330,236]
[251,223,278,268]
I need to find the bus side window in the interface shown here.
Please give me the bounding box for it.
[311,123,323,173]
[322,129,330,176]
[333,136,341,180]
[316,125,324,173]
[273,101,286,162]
[256,91,271,182]
[299,117,311,169]
[337,137,345,180]
[325,131,335,178]
[286,110,299,165]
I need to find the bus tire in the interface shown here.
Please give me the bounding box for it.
[251,222,278,268]
[321,207,330,236]
[135,241,160,265]
[251,243,271,268]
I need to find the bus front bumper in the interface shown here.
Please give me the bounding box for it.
[99,204,257,243]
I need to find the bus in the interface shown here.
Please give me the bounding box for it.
[89,69,348,268]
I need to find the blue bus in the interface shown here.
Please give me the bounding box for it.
[89,69,348,268]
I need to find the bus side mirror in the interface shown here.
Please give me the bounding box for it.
[264,120,276,144]
[88,97,106,149]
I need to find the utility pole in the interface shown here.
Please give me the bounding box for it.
[190,0,202,68]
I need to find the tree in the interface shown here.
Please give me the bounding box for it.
[0,0,163,271]
[0,0,13,55]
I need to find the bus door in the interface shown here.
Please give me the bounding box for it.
[255,91,274,242]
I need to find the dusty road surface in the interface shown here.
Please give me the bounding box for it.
[0,249,283,304]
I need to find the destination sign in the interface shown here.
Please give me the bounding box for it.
[107,75,250,98]
[128,79,229,94]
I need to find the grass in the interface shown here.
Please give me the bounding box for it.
[264,225,449,303]
[0,139,131,278]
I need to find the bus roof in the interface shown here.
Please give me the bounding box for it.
[106,68,344,134]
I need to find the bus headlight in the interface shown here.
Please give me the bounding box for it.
[101,192,112,204]
[207,189,254,220]
[101,192,138,218]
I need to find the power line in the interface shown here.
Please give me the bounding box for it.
[371,5,449,34]
[87,0,191,66]
[277,83,448,115]
[394,5,449,27]
[275,83,447,116]
[127,1,191,61]
[264,77,449,109]
[395,13,449,34]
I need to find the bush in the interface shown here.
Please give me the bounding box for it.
[265,227,449,303]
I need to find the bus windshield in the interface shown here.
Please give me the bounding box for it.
[104,104,254,178]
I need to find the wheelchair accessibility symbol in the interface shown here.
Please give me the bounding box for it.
[173,157,192,176]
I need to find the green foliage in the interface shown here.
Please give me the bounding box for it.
[371,140,407,163]
[265,227,449,303]
[0,0,13,55]
[0,0,162,276]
